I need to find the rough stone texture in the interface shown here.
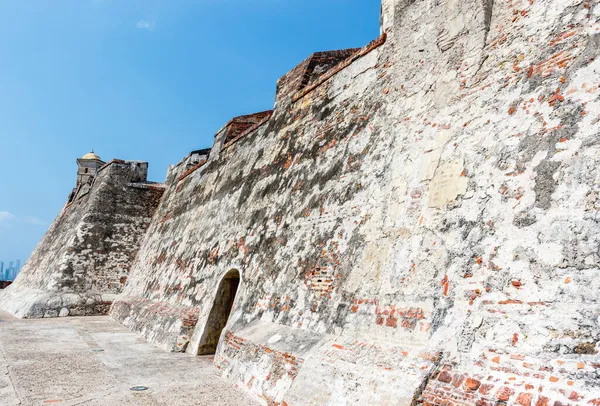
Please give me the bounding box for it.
[0,161,164,318]
[5,0,600,404]
[110,0,600,403]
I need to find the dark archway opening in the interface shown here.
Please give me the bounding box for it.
[197,269,240,355]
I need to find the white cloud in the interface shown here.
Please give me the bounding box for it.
[136,19,156,31]
[0,212,47,228]
[0,212,17,225]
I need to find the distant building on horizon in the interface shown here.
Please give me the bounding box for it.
[0,260,21,281]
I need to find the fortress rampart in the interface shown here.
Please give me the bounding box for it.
[2,0,600,404]
[0,160,164,318]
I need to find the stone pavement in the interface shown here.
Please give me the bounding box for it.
[0,311,256,405]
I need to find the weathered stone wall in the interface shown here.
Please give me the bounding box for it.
[111,0,600,403]
[0,161,164,318]
[1,0,596,403]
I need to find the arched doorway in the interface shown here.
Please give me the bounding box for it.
[197,269,240,355]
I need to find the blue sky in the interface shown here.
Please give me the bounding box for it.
[0,0,380,265]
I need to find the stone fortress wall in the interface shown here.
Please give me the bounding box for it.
[112,0,600,401]
[0,160,164,318]
[3,0,600,404]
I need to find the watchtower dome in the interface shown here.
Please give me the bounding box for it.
[76,150,105,188]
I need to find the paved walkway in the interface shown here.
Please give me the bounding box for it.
[0,311,256,405]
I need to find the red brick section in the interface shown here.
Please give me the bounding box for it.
[349,298,429,331]
[222,110,274,145]
[222,110,274,150]
[275,48,358,104]
[217,331,304,406]
[300,240,342,298]
[177,159,207,182]
[516,392,534,406]
[465,378,480,391]
[375,305,425,330]
[418,360,596,405]
[301,49,360,88]
[303,266,335,298]
[275,58,312,103]
[291,33,387,103]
